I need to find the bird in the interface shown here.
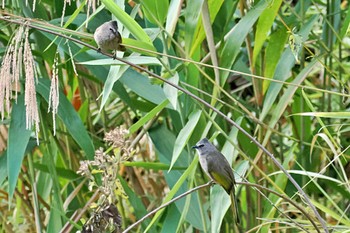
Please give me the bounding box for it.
[94,20,125,57]
[192,138,240,225]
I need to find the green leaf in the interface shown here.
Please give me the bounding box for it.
[263,28,288,92]
[210,185,230,233]
[129,99,169,134]
[312,200,350,226]
[185,0,204,55]
[189,0,224,57]
[293,112,350,119]
[269,59,318,130]
[36,79,95,159]
[47,198,63,232]
[170,110,202,171]
[78,56,161,66]
[0,151,7,186]
[7,95,32,201]
[33,163,80,180]
[122,38,157,56]
[253,0,283,64]
[123,161,186,171]
[160,204,181,233]
[219,0,269,83]
[165,0,182,37]
[100,65,126,111]
[340,4,350,39]
[163,73,179,109]
[119,176,150,229]
[260,14,319,122]
[119,68,168,105]
[301,90,338,153]
[141,0,169,25]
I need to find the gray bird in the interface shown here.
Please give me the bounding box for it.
[193,138,240,225]
[94,20,125,56]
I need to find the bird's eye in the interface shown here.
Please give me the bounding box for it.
[198,144,204,148]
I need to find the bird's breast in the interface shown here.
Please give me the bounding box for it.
[199,155,209,174]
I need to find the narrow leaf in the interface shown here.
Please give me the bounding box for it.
[129,99,169,134]
[293,112,350,119]
[163,73,179,110]
[36,79,95,159]
[7,95,32,200]
[219,0,269,83]
[169,110,202,171]
[253,0,283,63]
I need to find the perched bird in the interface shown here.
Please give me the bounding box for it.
[193,138,240,225]
[94,20,125,57]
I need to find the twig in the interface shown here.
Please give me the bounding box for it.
[122,181,213,233]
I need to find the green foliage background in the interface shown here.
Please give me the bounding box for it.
[0,0,350,232]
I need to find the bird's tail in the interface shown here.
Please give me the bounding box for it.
[230,191,240,225]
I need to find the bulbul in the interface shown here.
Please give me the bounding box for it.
[192,138,240,225]
[94,20,125,57]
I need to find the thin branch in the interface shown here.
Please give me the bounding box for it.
[122,181,214,233]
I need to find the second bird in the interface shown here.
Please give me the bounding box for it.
[94,20,125,55]
[193,138,240,225]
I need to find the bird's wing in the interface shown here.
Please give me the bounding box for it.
[209,171,233,194]
[207,154,234,194]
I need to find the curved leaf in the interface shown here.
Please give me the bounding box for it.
[170,110,202,171]
[36,79,95,159]
[7,95,32,200]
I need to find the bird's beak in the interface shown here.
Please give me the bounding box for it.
[192,145,198,149]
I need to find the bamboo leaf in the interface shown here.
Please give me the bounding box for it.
[219,0,269,83]
[170,110,202,171]
[129,99,169,134]
[36,79,95,159]
[7,95,32,201]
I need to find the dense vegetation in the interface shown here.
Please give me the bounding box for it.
[0,0,349,232]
